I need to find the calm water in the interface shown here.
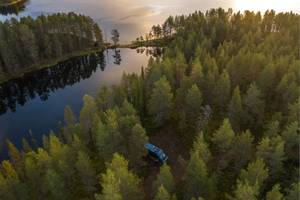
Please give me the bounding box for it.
[0,48,155,158]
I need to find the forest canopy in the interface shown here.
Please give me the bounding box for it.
[0,8,299,200]
[0,12,103,81]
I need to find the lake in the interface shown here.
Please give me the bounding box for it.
[0,48,159,159]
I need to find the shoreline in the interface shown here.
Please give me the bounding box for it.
[0,39,169,84]
[0,47,104,84]
[0,0,26,7]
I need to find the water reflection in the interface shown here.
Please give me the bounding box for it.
[0,0,28,15]
[0,47,162,116]
[0,51,105,115]
[136,47,164,57]
[113,49,122,65]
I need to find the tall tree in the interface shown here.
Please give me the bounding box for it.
[75,151,97,196]
[95,169,122,200]
[148,76,173,126]
[266,184,284,200]
[228,86,243,131]
[153,164,175,195]
[111,29,120,46]
[105,154,143,200]
[211,118,235,153]
[243,83,265,132]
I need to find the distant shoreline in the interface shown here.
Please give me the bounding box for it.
[0,39,168,84]
[0,0,26,7]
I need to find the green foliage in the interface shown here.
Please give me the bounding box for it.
[211,118,235,153]
[148,76,173,126]
[243,83,265,132]
[95,169,122,200]
[256,136,285,178]
[192,132,211,164]
[239,158,269,191]
[154,185,173,200]
[234,180,257,200]
[99,154,143,200]
[286,182,300,200]
[0,8,299,200]
[184,149,215,200]
[266,184,284,200]
[75,151,97,195]
[80,95,97,143]
[228,86,243,131]
[45,169,66,200]
[281,121,299,161]
[153,164,175,195]
[0,13,103,78]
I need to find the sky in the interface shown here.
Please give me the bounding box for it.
[0,0,299,42]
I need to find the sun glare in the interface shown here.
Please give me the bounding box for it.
[234,0,300,13]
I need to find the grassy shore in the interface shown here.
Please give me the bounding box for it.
[0,47,104,84]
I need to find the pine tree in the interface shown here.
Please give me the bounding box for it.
[95,169,122,200]
[148,76,173,126]
[104,109,122,158]
[266,184,284,200]
[263,120,280,138]
[64,105,76,126]
[63,105,77,143]
[214,70,231,111]
[184,151,214,200]
[243,83,265,132]
[286,182,300,200]
[7,141,23,173]
[184,84,203,127]
[211,118,235,153]
[191,59,204,88]
[256,136,285,179]
[154,185,172,200]
[106,154,143,200]
[128,124,148,167]
[45,169,66,200]
[75,151,97,195]
[153,164,175,195]
[281,121,299,161]
[228,86,243,131]
[192,132,211,164]
[96,86,113,112]
[230,130,254,172]
[239,158,268,192]
[234,180,257,200]
[79,95,96,143]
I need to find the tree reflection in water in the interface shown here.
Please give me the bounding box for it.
[113,49,121,65]
[136,47,164,57]
[0,51,105,115]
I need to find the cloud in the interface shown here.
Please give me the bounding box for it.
[119,5,162,21]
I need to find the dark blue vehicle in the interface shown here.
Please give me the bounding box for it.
[144,143,168,164]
